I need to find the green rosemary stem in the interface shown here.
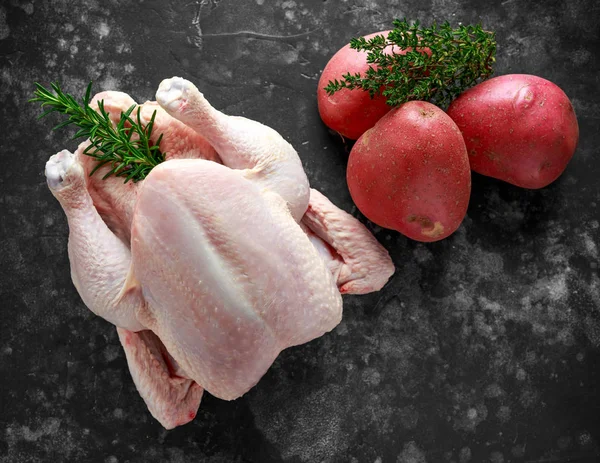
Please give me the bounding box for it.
[29,82,166,183]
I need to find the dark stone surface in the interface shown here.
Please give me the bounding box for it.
[1,0,599,462]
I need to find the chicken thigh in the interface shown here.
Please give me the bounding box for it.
[45,77,394,429]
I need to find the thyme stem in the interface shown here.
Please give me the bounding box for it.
[324,18,497,108]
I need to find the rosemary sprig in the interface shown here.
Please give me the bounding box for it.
[30,82,165,183]
[324,18,496,108]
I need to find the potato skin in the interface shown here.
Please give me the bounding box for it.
[317,31,393,140]
[347,101,471,242]
[446,74,579,189]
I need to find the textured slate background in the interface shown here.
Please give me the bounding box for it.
[1,0,599,462]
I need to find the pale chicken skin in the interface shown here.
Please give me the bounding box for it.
[45,77,395,429]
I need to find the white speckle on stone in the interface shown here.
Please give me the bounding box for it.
[9,418,61,442]
[547,272,568,302]
[413,245,434,263]
[124,63,135,74]
[20,2,34,15]
[496,405,511,424]
[0,7,9,40]
[582,231,598,258]
[572,48,592,66]
[256,0,265,4]
[397,441,427,463]
[467,408,478,420]
[2,346,12,355]
[70,45,78,55]
[336,321,348,336]
[97,21,110,39]
[478,296,504,313]
[516,368,527,381]
[0,68,10,85]
[525,351,538,365]
[285,9,296,21]
[58,38,68,51]
[116,43,131,54]
[484,383,504,398]
[511,445,525,458]
[100,75,120,91]
[251,383,349,461]
[579,430,592,447]
[104,344,120,362]
[399,405,419,430]
[490,451,504,463]
[459,447,472,463]
[281,48,299,64]
[471,247,504,277]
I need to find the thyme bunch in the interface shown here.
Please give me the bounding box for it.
[324,19,496,108]
[30,82,165,183]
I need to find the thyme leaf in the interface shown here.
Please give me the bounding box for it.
[324,18,497,108]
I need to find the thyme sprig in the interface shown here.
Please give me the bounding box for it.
[30,82,165,183]
[324,18,496,108]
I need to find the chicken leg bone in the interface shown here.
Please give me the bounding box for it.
[45,149,144,331]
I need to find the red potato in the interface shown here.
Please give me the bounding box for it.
[347,101,471,242]
[446,74,579,189]
[317,31,393,140]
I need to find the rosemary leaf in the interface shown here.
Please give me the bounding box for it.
[29,82,166,183]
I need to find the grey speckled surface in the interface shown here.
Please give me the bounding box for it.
[1,0,599,462]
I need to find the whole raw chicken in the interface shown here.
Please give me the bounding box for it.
[45,77,394,429]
